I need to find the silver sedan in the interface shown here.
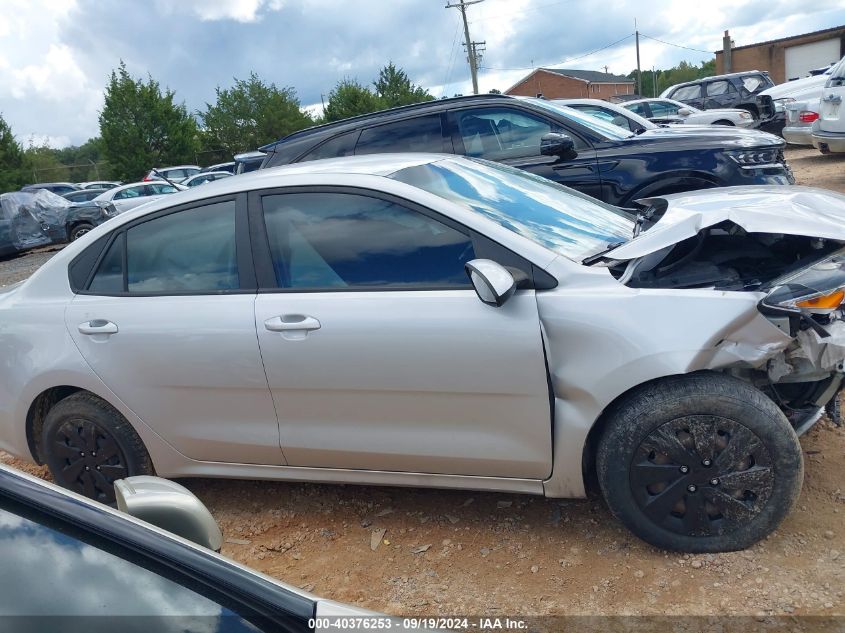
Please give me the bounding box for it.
[3,154,845,553]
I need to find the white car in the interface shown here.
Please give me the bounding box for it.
[4,155,845,553]
[181,171,233,188]
[812,56,845,154]
[761,62,838,115]
[92,181,186,214]
[75,181,121,190]
[783,100,821,146]
[624,98,756,127]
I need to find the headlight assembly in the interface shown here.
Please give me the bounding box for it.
[728,149,780,166]
[761,250,845,316]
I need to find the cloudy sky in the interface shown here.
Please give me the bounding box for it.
[1,0,843,147]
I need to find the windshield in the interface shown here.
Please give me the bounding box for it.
[390,157,634,261]
[526,99,636,140]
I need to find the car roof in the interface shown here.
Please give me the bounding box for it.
[668,70,769,89]
[23,182,77,188]
[150,165,200,171]
[260,94,515,152]
[186,171,231,179]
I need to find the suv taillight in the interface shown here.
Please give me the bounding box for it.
[799,111,819,123]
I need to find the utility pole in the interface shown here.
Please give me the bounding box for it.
[635,19,642,96]
[446,0,484,94]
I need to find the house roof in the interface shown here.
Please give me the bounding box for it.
[539,68,634,83]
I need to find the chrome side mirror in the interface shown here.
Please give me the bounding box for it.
[114,476,223,551]
[465,259,516,307]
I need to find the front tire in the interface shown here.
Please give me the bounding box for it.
[41,393,154,504]
[69,222,94,242]
[596,373,803,552]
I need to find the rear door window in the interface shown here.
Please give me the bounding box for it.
[671,84,702,101]
[355,116,445,154]
[87,199,239,294]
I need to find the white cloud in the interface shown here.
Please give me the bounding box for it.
[0,0,102,145]
[153,0,283,22]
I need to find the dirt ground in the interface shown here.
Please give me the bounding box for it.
[2,147,845,617]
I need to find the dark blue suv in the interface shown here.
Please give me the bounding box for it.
[260,94,793,207]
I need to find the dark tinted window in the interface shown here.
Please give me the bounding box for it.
[88,233,125,293]
[0,503,261,631]
[648,101,681,117]
[262,192,474,289]
[113,186,147,200]
[126,200,238,293]
[299,131,358,162]
[455,108,556,159]
[626,102,648,116]
[356,116,444,155]
[150,183,178,194]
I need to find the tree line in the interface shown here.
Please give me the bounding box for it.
[0,58,714,192]
[0,60,434,191]
[627,59,716,98]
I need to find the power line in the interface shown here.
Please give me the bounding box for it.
[638,33,714,55]
[441,18,462,97]
[445,0,485,94]
[479,32,634,72]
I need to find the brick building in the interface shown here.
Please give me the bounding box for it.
[716,25,845,84]
[505,68,635,100]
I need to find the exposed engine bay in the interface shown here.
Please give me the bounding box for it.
[593,197,845,433]
[608,224,840,292]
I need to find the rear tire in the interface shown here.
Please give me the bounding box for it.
[712,120,734,126]
[41,392,154,504]
[596,372,803,552]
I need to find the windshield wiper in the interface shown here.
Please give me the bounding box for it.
[582,241,626,266]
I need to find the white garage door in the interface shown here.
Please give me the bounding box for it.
[785,39,841,80]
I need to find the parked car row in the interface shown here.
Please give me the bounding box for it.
[20,180,121,195]
[258,94,792,207]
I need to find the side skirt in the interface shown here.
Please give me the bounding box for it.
[165,461,547,496]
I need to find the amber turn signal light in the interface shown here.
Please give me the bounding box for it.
[796,289,845,310]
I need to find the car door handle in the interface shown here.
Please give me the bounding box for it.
[264,315,321,333]
[78,320,119,335]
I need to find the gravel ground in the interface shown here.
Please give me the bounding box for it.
[1,147,844,617]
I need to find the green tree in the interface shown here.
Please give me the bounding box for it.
[373,62,433,108]
[199,73,313,157]
[628,59,716,97]
[0,114,24,192]
[99,62,199,181]
[324,79,384,122]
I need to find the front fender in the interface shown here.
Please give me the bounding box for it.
[536,276,792,498]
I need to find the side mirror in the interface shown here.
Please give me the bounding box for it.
[465,259,516,307]
[540,133,577,160]
[677,108,692,116]
[611,115,629,128]
[114,476,223,551]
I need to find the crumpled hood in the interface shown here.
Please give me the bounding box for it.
[607,185,845,261]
